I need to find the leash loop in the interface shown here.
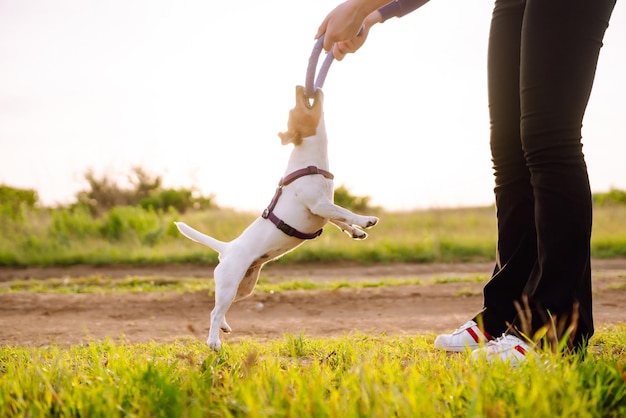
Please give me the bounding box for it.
[305,35,334,99]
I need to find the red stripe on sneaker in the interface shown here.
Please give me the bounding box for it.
[465,327,481,343]
[514,345,527,356]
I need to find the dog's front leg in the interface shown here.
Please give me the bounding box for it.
[329,219,368,239]
[310,200,379,230]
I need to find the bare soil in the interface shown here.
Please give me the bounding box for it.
[1,260,625,347]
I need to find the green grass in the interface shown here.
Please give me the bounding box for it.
[2,328,626,417]
[2,204,626,267]
[2,193,625,416]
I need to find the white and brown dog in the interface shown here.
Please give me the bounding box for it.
[175,86,379,351]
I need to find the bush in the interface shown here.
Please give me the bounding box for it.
[0,185,38,208]
[140,188,214,213]
[75,167,215,215]
[76,167,161,215]
[100,206,163,244]
[51,206,100,242]
[333,185,376,213]
[0,185,38,222]
[593,189,626,206]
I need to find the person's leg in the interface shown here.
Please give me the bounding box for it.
[517,0,615,349]
[477,0,534,338]
[434,0,615,354]
[434,0,532,351]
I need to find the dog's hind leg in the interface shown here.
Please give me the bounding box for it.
[219,262,264,336]
[235,263,264,301]
[207,262,246,351]
[220,318,232,334]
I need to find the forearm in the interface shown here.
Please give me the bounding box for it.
[378,0,430,22]
[345,0,396,23]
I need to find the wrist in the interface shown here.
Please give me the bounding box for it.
[352,0,392,20]
[364,10,383,28]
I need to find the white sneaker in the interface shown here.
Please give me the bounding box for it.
[471,333,533,366]
[434,320,493,352]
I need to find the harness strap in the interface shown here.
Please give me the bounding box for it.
[264,211,324,240]
[280,165,333,187]
[262,165,334,240]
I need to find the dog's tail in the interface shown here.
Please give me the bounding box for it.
[174,222,227,254]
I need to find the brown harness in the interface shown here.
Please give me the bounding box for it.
[262,165,334,240]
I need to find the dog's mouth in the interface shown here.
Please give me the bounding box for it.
[304,96,316,110]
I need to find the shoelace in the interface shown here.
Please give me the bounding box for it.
[486,335,532,356]
[453,321,477,334]
[487,335,510,346]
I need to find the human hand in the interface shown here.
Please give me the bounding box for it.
[316,1,383,61]
[315,0,371,53]
[332,11,382,61]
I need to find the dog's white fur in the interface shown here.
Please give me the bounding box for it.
[175,86,379,351]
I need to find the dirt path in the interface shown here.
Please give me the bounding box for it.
[1,260,625,347]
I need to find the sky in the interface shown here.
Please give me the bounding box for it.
[1,0,625,212]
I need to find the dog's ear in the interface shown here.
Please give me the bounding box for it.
[278,86,323,146]
[278,129,302,146]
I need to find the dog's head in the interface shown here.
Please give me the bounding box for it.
[278,85,324,146]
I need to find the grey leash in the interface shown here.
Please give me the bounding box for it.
[305,35,335,99]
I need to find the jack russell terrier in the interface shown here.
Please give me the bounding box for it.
[175,85,379,351]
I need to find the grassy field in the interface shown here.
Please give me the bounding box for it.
[1,204,626,267]
[2,201,626,416]
[2,329,626,417]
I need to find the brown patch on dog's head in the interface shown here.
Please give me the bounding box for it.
[278,85,323,146]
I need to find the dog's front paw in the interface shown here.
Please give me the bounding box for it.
[365,217,379,228]
[207,336,222,352]
[351,229,368,240]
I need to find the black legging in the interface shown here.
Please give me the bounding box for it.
[476,0,616,349]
